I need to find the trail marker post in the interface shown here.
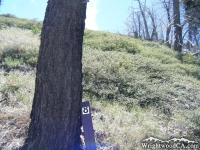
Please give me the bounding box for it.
[81,101,96,150]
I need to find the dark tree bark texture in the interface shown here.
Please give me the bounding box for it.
[21,0,86,149]
[173,0,182,52]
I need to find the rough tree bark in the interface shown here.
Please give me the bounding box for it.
[21,0,87,149]
[173,0,182,52]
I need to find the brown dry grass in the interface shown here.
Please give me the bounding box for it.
[0,69,35,150]
[0,27,40,51]
[0,105,30,150]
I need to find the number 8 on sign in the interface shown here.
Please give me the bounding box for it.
[82,106,90,115]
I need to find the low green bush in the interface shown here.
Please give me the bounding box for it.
[2,56,24,68]
[141,47,180,64]
[182,53,200,65]
[0,44,38,69]
[84,30,141,54]
[1,14,17,18]
[31,27,41,34]
[0,14,42,30]
[82,48,200,111]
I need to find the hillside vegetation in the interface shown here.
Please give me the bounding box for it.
[0,14,200,149]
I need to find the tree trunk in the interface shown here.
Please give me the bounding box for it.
[166,25,171,47]
[194,29,199,46]
[173,0,182,52]
[171,25,174,49]
[187,23,193,50]
[147,8,157,41]
[137,0,150,40]
[137,13,141,38]
[21,0,86,149]
[163,0,172,47]
[132,12,138,38]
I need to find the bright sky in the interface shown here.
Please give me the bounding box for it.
[0,0,134,33]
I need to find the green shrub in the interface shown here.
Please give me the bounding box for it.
[1,14,17,18]
[141,48,180,64]
[2,83,20,94]
[0,14,42,30]
[2,56,24,68]
[191,111,200,130]
[182,53,200,65]
[31,27,41,34]
[83,48,174,109]
[143,42,160,48]
[0,45,38,69]
[82,45,200,113]
[84,30,141,54]
[0,23,7,29]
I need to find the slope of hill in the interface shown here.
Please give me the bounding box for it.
[0,15,200,149]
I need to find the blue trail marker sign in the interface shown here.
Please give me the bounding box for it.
[81,101,96,150]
